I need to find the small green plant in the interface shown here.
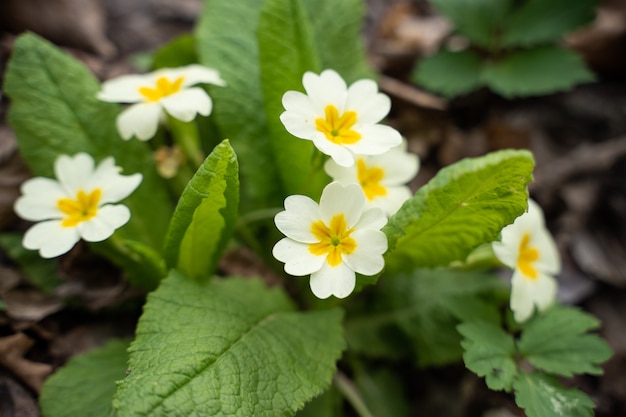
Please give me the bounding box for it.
[412,0,597,98]
[1,0,611,416]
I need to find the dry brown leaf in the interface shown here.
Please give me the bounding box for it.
[0,333,52,393]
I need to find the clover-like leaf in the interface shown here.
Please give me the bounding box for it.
[412,49,484,98]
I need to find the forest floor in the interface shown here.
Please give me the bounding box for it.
[1,0,626,416]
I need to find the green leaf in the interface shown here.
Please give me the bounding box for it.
[114,272,345,417]
[354,366,410,417]
[458,321,518,391]
[430,0,512,49]
[513,372,595,417]
[152,34,198,69]
[502,0,597,47]
[384,149,534,271]
[196,0,283,213]
[296,388,342,417]
[482,46,595,98]
[0,232,63,293]
[518,306,612,377]
[346,269,501,366]
[412,49,484,98]
[163,140,239,281]
[4,33,172,252]
[40,339,129,417]
[258,0,328,199]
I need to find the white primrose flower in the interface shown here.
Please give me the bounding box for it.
[324,140,419,216]
[14,153,142,258]
[280,69,402,167]
[273,182,388,299]
[492,199,561,323]
[97,64,226,141]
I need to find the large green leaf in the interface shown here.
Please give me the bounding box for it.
[163,140,239,281]
[458,321,518,391]
[152,34,197,70]
[502,0,597,48]
[482,46,595,98]
[430,0,512,49]
[513,373,595,417]
[412,49,484,98]
[114,272,345,417]
[40,339,129,417]
[518,306,612,377]
[384,150,534,272]
[258,0,328,199]
[4,33,172,251]
[196,0,283,213]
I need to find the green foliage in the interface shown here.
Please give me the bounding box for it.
[513,373,595,417]
[414,0,597,98]
[40,339,130,417]
[384,150,534,272]
[518,306,613,377]
[152,34,197,69]
[296,388,342,417]
[0,232,63,293]
[354,366,410,417]
[163,140,239,281]
[4,33,172,251]
[458,321,517,391]
[346,269,502,366]
[114,271,345,417]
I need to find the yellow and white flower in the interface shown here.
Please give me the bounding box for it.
[280,69,402,167]
[273,182,388,299]
[14,153,142,258]
[492,199,560,323]
[324,140,419,216]
[97,64,226,141]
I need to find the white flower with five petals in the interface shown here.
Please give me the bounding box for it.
[97,64,226,141]
[280,69,402,167]
[324,140,419,216]
[14,153,142,258]
[492,199,561,323]
[273,182,388,299]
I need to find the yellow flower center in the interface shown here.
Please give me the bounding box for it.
[57,189,102,228]
[309,214,357,267]
[517,232,540,279]
[357,158,387,201]
[315,105,362,145]
[139,76,185,102]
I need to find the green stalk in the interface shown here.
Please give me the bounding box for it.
[333,372,377,417]
[167,116,204,168]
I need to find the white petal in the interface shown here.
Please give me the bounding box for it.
[346,80,391,124]
[302,70,348,113]
[54,153,95,193]
[343,229,387,275]
[97,73,150,103]
[510,272,536,323]
[377,145,420,184]
[370,186,412,217]
[309,262,355,299]
[23,220,80,258]
[312,135,355,167]
[319,182,364,227]
[89,158,142,204]
[323,159,357,183]
[534,230,561,274]
[14,178,66,221]
[274,195,320,243]
[354,207,387,230]
[117,102,162,141]
[78,205,130,242]
[161,88,212,122]
[166,64,226,87]
[348,124,402,156]
[273,238,325,276]
[280,91,319,139]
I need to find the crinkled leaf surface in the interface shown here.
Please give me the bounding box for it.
[513,372,595,417]
[482,46,595,98]
[4,33,171,251]
[383,150,534,272]
[163,140,239,281]
[458,321,517,391]
[196,0,282,213]
[518,306,612,377]
[502,0,597,48]
[114,271,345,417]
[430,0,512,49]
[40,339,130,417]
[258,0,327,199]
[413,49,484,98]
[346,269,501,366]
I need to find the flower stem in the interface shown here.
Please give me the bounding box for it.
[167,116,204,168]
[333,371,377,417]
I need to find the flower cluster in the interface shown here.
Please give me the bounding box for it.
[492,199,561,323]
[274,69,419,298]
